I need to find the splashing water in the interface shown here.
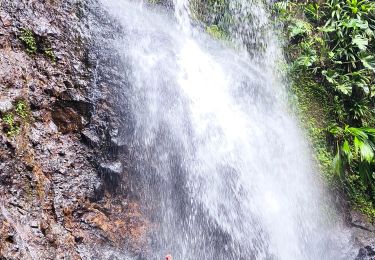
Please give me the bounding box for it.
[99,0,356,259]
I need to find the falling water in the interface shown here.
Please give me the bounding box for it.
[99,0,356,259]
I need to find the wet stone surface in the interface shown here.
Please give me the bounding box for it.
[0,0,146,259]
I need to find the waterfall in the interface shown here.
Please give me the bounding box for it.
[98,0,356,259]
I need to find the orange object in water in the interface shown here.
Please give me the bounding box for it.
[166,254,172,260]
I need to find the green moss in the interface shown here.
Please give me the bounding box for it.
[290,75,335,181]
[2,113,20,137]
[1,100,30,137]
[19,28,56,63]
[19,29,37,55]
[44,48,56,63]
[15,100,29,119]
[206,25,227,40]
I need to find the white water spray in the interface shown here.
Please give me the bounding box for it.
[99,0,355,259]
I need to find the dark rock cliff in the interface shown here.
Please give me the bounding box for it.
[0,1,146,259]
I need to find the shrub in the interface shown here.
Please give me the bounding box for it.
[275,0,375,220]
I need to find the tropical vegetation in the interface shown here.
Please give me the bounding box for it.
[274,0,375,220]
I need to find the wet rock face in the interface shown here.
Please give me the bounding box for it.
[99,161,123,185]
[356,245,375,260]
[0,0,146,259]
[52,100,93,134]
[349,210,375,260]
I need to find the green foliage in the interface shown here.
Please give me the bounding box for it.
[276,0,375,220]
[19,29,37,55]
[19,28,57,63]
[1,100,30,137]
[44,48,56,63]
[330,126,375,193]
[2,113,20,137]
[305,3,321,21]
[15,100,29,119]
[288,19,312,39]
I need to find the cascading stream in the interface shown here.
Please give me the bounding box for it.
[99,0,356,259]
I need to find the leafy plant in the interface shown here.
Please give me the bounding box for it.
[19,29,37,55]
[288,19,312,39]
[330,125,375,197]
[44,48,56,63]
[305,3,321,22]
[15,100,28,119]
[276,0,375,219]
[2,113,20,137]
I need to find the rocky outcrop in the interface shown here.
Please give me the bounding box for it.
[356,246,375,260]
[349,211,375,260]
[0,1,146,259]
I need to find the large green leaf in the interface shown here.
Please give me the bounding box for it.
[343,18,369,29]
[360,55,375,71]
[333,148,344,177]
[289,20,312,38]
[342,140,353,163]
[360,140,374,163]
[347,127,368,140]
[366,127,375,138]
[354,136,362,155]
[295,54,317,68]
[322,70,339,84]
[352,35,369,50]
[336,83,352,95]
